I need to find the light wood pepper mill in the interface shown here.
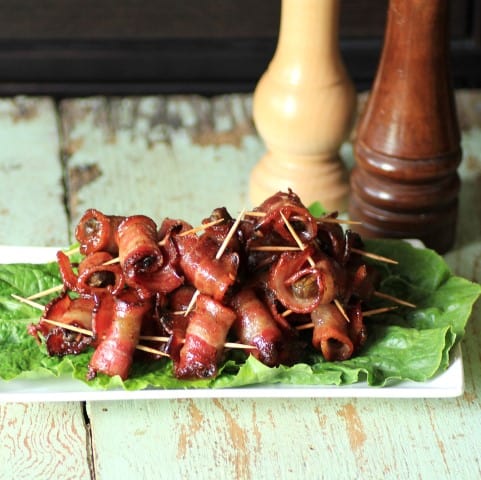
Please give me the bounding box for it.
[249,0,356,211]
[348,0,461,254]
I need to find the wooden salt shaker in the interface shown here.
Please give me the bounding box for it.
[249,0,356,211]
[348,0,461,253]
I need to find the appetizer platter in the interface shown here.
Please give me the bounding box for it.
[0,191,479,401]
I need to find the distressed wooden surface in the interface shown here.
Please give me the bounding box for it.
[0,97,91,480]
[0,97,69,246]
[59,95,262,232]
[0,92,481,479]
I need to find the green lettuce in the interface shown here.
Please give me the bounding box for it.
[0,239,479,389]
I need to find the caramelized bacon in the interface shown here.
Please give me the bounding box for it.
[176,233,239,301]
[201,207,239,249]
[231,287,283,366]
[311,301,367,361]
[75,208,124,255]
[87,290,153,380]
[115,215,166,299]
[91,293,115,344]
[57,250,78,292]
[29,189,386,381]
[267,246,324,313]
[122,241,184,299]
[343,263,381,303]
[117,215,163,277]
[311,303,354,361]
[77,251,125,296]
[346,301,367,352]
[163,286,196,361]
[57,250,126,296]
[254,190,317,244]
[316,218,365,267]
[174,294,236,379]
[29,294,94,356]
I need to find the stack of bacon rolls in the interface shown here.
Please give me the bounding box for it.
[29,190,381,381]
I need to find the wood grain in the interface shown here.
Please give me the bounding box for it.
[0,97,91,479]
[349,0,461,253]
[250,0,355,210]
[0,97,68,246]
[65,92,480,480]
[86,395,481,479]
[59,94,263,231]
[1,92,480,479]
[0,402,91,480]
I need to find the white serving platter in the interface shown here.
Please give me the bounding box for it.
[0,246,465,402]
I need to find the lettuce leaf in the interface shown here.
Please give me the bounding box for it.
[0,239,479,389]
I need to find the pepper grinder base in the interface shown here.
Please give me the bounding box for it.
[249,151,349,212]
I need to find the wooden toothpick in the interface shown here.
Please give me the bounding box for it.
[296,322,314,331]
[320,217,362,226]
[351,247,398,265]
[245,210,361,226]
[279,212,311,256]
[139,335,255,350]
[363,306,398,317]
[184,208,246,316]
[373,291,416,308]
[279,212,350,321]
[41,318,93,337]
[28,284,63,300]
[334,298,350,323]
[249,245,302,252]
[12,295,170,357]
[135,344,170,357]
[180,218,225,237]
[295,305,399,331]
[244,211,266,217]
[11,294,44,310]
[215,208,245,260]
[183,289,200,317]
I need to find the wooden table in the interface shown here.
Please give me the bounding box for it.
[0,91,480,480]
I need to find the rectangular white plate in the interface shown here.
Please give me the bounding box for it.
[0,245,465,402]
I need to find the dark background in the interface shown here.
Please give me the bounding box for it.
[0,0,479,97]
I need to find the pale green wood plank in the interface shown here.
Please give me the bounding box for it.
[64,92,481,480]
[0,97,91,480]
[0,402,91,480]
[0,97,69,246]
[59,94,264,235]
[87,396,480,480]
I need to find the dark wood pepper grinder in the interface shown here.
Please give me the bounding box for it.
[348,0,461,253]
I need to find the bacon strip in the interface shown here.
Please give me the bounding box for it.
[115,215,168,299]
[56,250,78,292]
[57,250,126,297]
[162,286,196,360]
[311,303,354,361]
[29,294,95,356]
[176,233,239,301]
[231,287,283,366]
[254,190,318,244]
[343,263,381,303]
[174,294,236,379]
[87,291,153,380]
[267,247,324,313]
[77,251,126,296]
[28,189,386,381]
[75,208,124,255]
[117,215,163,277]
[316,220,364,266]
[346,301,367,352]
